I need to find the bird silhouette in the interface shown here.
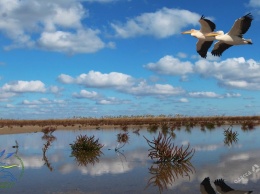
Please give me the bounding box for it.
[206,13,253,57]
[200,177,216,194]
[200,177,253,194]
[214,178,253,194]
[182,15,216,58]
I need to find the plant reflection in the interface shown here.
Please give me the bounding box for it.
[147,124,159,133]
[132,128,140,136]
[108,132,128,166]
[144,132,196,193]
[72,150,103,166]
[241,121,255,131]
[223,126,239,146]
[146,161,195,193]
[41,126,57,143]
[42,133,56,172]
[70,135,103,166]
[144,132,195,164]
[117,132,129,144]
[42,141,53,172]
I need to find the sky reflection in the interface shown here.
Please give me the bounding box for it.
[0,125,259,193]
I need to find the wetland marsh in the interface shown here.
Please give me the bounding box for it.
[0,118,259,193]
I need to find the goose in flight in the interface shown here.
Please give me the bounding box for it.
[182,15,216,58]
[214,178,253,194]
[200,177,253,194]
[206,13,253,57]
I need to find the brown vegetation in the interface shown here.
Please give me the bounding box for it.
[144,131,195,193]
[144,132,195,164]
[223,126,239,146]
[146,162,195,193]
[70,135,103,166]
[0,115,259,134]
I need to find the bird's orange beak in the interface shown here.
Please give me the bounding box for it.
[181,30,192,34]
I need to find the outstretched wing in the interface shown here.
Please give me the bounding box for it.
[211,41,233,57]
[197,40,213,58]
[228,13,253,37]
[200,177,216,194]
[199,15,216,33]
[214,179,234,192]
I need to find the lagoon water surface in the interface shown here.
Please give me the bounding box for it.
[0,125,259,193]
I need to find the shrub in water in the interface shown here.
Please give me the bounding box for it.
[144,132,195,164]
[70,135,103,166]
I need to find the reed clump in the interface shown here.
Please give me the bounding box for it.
[117,132,129,144]
[146,162,195,193]
[41,126,57,135]
[223,126,238,146]
[71,135,103,152]
[144,132,195,164]
[70,135,103,166]
[241,121,255,131]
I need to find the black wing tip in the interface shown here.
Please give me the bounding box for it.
[201,177,210,185]
[214,179,253,193]
[198,53,207,58]
[200,15,216,31]
[211,52,221,57]
[214,178,224,185]
[201,177,217,194]
[214,178,234,192]
[244,13,253,20]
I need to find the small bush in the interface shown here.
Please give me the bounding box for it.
[223,127,238,146]
[42,126,56,135]
[117,132,129,144]
[144,132,195,164]
[70,135,103,166]
[71,135,103,152]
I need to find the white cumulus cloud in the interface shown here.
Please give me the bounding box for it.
[58,70,134,88]
[194,57,260,90]
[189,92,221,98]
[0,0,108,53]
[38,30,105,54]
[73,89,100,99]
[111,8,200,38]
[145,55,193,75]
[2,80,46,93]
[122,81,185,96]
[249,0,260,7]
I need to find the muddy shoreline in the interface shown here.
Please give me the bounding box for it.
[1,116,259,135]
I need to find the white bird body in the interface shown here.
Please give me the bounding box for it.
[213,31,252,45]
[182,15,216,58]
[206,13,253,56]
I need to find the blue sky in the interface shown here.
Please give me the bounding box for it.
[0,0,260,119]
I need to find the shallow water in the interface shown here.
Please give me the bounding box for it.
[0,125,259,194]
